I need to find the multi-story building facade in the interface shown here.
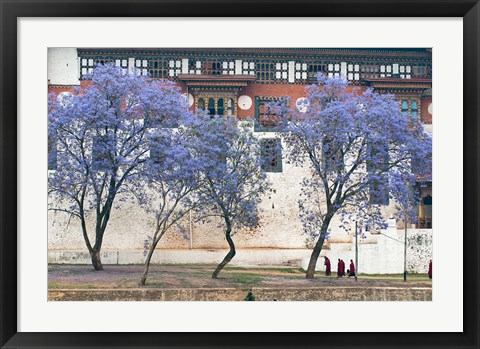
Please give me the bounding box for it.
[48,48,432,272]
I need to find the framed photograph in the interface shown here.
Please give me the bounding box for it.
[1,1,478,348]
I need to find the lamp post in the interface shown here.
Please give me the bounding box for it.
[186,86,193,250]
[355,221,358,282]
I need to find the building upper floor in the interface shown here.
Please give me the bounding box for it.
[48,48,432,85]
[48,48,433,127]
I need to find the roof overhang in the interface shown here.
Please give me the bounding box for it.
[362,78,432,93]
[178,74,256,87]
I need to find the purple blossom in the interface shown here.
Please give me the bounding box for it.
[274,74,432,278]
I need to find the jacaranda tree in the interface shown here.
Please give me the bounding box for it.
[136,111,211,286]
[48,63,190,270]
[195,117,272,279]
[274,75,432,279]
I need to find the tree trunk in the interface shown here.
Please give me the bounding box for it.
[305,219,331,279]
[305,237,325,279]
[90,249,104,271]
[140,245,156,286]
[212,222,235,279]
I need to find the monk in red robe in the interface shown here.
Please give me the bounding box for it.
[428,260,432,279]
[324,257,331,276]
[337,259,342,277]
[349,259,356,277]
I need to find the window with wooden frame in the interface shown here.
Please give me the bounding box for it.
[254,96,285,132]
[80,56,119,79]
[401,100,409,117]
[261,138,282,173]
[134,59,149,76]
[411,100,418,121]
[149,59,169,79]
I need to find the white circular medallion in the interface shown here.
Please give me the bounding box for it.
[57,92,73,107]
[296,97,310,113]
[238,95,252,110]
[183,93,194,107]
[428,103,432,115]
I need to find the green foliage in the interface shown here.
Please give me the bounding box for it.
[231,273,262,285]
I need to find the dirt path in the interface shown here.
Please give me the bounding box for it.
[48,264,432,290]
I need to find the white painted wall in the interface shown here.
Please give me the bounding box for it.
[47,48,80,85]
[301,220,433,274]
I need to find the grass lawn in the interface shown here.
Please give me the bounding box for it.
[48,264,431,290]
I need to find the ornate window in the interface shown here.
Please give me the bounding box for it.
[401,100,409,116]
[222,61,235,75]
[195,95,236,116]
[415,182,432,228]
[197,98,205,111]
[261,138,282,172]
[183,59,202,75]
[399,65,412,79]
[80,58,95,77]
[207,98,215,115]
[411,100,418,120]
[80,56,119,79]
[412,65,429,78]
[254,96,285,132]
[379,64,392,78]
[400,100,420,121]
[347,64,360,81]
[227,99,234,115]
[217,99,225,116]
[135,59,149,76]
[149,59,169,79]
[168,60,182,78]
[327,63,340,78]
[275,62,289,82]
[256,62,275,83]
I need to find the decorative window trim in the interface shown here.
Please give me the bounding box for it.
[401,100,409,116]
[411,100,419,121]
[254,96,285,132]
[260,138,282,173]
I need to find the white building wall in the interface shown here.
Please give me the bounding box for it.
[47,48,80,85]
[48,141,314,252]
[301,221,433,274]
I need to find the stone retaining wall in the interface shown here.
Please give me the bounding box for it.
[49,287,431,301]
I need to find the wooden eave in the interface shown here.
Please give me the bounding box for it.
[48,84,80,88]
[362,78,432,90]
[178,74,256,87]
[78,48,432,60]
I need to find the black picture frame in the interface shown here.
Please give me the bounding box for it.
[1,1,478,348]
